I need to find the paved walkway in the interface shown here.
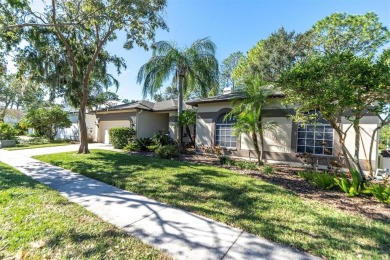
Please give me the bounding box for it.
[0,146,319,260]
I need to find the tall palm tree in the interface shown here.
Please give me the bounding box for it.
[228,76,277,165]
[137,38,219,144]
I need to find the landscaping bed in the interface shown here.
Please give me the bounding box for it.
[0,162,170,260]
[35,150,390,259]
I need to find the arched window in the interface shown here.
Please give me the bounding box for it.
[215,113,237,149]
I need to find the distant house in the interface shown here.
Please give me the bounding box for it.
[94,99,193,144]
[56,111,96,141]
[186,91,380,170]
[2,109,24,125]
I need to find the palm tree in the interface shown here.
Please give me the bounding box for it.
[137,38,219,144]
[227,76,277,165]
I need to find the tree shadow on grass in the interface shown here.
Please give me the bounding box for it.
[0,164,39,190]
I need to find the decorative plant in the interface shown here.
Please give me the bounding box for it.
[311,172,335,190]
[152,131,174,147]
[262,165,275,174]
[0,122,17,140]
[109,127,136,149]
[136,138,153,152]
[155,144,180,159]
[364,183,390,204]
[334,170,365,197]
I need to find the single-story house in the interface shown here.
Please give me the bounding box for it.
[94,99,193,144]
[2,109,24,125]
[186,91,380,170]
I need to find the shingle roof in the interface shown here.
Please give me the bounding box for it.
[94,99,184,113]
[186,90,285,106]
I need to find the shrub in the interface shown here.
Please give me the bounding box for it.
[334,170,364,197]
[152,132,174,147]
[123,142,140,152]
[155,144,179,159]
[365,183,390,204]
[311,172,335,190]
[219,155,235,166]
[236,160,258,170]
[109,127,136,149]
[262,165,275,174]
[0,122,17,140]
[136,138,153,152]
[299,171,336,190]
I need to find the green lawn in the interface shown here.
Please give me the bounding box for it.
[35,150,390,260]
[4,141,71,151]
[0,162,170,260]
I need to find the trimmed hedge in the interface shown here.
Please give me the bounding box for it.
[109,127,136,149]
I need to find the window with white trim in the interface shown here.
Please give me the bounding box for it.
[297,124,334,155]
[215,113,236,149]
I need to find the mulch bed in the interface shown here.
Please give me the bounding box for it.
[126,151,390,222]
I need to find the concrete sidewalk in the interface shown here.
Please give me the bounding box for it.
[0,148,319,260]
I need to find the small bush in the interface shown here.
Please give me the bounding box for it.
[152,132,174,147]
[155,144,179,159]
[262,165,275,174]
[0,122,17,140]
[109,127,136,149]
[147,144,159,152]
[236,160,258,170]
[334,170,364,197]
[219,155,235,166]
[136,138,153,152]
[123,142,140,152]
[299,171,336,190]
[365,183,390,204]
[311,172,335,190]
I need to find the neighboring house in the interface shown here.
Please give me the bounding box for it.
[186,92,380,170]
[94,99,193,144]
[2,109,24,125]
[56,112,97,141]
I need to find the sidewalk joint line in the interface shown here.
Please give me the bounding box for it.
[220,230,244,260]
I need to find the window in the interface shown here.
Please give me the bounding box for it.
[215,113,236,149]
[297,124,334,155]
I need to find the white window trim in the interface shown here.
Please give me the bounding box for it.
[296,124,334,156]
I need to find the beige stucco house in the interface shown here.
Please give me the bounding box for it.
[94,99,183,144]
[187,92,380,170]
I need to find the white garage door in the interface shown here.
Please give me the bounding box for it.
[99,120,130,144]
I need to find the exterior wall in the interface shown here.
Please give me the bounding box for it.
[137,111,169,139]
[195,103,379,170]
[342,116,379,163]
[169,111,178,140]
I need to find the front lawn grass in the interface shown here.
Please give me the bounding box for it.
[35,150,390,260]
[0,162,170,260]
[4,141,71,151]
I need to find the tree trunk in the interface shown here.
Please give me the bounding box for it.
[251,132,263,165]
[353,121,365,182]
[78,85,90,153]
[177,75,184,146]
[186,126,194,146]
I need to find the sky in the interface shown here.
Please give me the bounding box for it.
[21,0,390,102]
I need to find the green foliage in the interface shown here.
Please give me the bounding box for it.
[236,160,258,170]
[137,38,219,100]
[22,105,71,140]
[262,165,275,174]
[155,144,179,159]
[311,12,390,56]
[380,125,390,148]
[219,155,235,166]
[227,75,277,165]
[123,141,140,152]
[152,132,174,147]
[109,127,136,149]
[299,171,336,190]
[136,138,153,152]
[233,28,310,83]
[0,122,17,140]
[220,51,244,90]
[365,183,390,204]
[334,170,365,197]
